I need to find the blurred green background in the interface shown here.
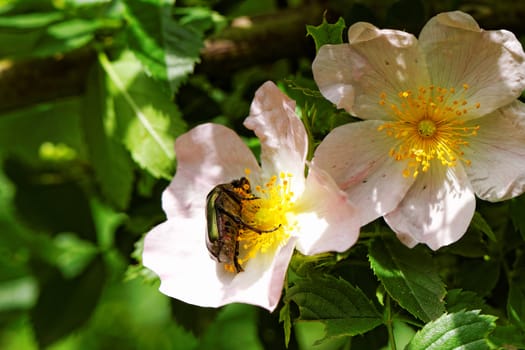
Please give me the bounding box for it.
[1,0,525,349]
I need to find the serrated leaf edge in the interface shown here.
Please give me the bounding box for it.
[98,51,173,160]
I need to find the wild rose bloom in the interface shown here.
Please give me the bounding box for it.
[311,11,525,249]
[143,81,360,311]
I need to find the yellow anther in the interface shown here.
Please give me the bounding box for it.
[377,84,480,177]
[233,173,295,270]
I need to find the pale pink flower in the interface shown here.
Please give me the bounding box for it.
[312,11,525,249]
[143,81,360,311]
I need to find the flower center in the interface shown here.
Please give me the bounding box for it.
[377,84,480,178]
[417,119,436,137]
[224,170,295,272]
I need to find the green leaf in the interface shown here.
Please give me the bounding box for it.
[0,17,100,59]
[368,237,446,322]
[90,197,127,250]
[306,16,346,52]
[197,304,263,350]
[0,157,103,279]
[442,229,487,258]
[0,97,86,164]
[285,274,382,340]
[123,0,204,94]
[0,12,58,58]
[83,63,135,210]
[288,250,337,277]
[456,258,500,297]
[51,233,99,278]
[33,18,100,57]
[6,160,98,242]
[508,280,525,331]
[279,301,292,347]
[489,324,525,350]
[173,6,226,33]
[98,50,186,179]
[31,255,106,347]
[470,211,497,242]
[0,277,38,312]
[0,158,43,280]
[510,195,525,240]
[445,289,488,314]
[0,11,63,28]
[294,322,350,350]
[281,77,355,143]
[406,310,496,350]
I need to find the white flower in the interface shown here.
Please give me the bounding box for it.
[143,81,360,311]
[312,11,525,249]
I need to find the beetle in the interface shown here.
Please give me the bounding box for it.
[205,177,278,273]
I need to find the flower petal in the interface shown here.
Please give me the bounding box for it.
[244,81,308,182]
[293,163,360,255]
[384,164,476,250]
[419,11,525,118]
[143,218,225,307]
[312,120,415,225]
[312,22,429,119]
[162,123,260,218]
[224,237,296,312]
[143,217,296,311]
[464,101,525,201]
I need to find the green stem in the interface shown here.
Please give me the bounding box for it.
[301,102,316,163]
[385,295,397,350]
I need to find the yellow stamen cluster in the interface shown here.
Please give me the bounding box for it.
[225,170,295,271]
[377,84,480,178]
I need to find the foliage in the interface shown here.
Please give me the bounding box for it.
[1,0,525,349]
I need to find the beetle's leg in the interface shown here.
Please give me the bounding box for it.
[216,205,242,223]
[241,222,282,234]
[216,206,281,234]
[233,240,244,273]
[214,219,234,263]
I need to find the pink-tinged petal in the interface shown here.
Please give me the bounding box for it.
[222,237,296,311]
[312,22,430,120]
[419,11,525,118]
[384,164,476,250]
[143,218,226,307]
[293,163,360,255]
[143,217,296,311]
[312,120,415,225]
[311,44,356,113]
[162,123,261,218]
[244,81,307,181]
[464,101,525,201]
